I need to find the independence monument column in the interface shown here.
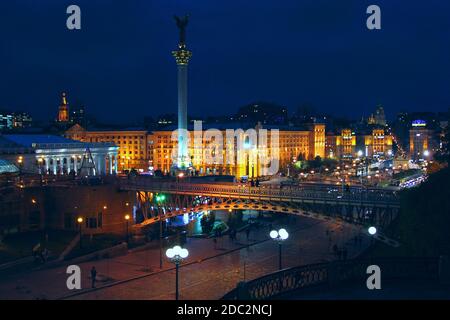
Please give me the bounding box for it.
[172,14,192,172]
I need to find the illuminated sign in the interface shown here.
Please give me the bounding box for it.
[412,120,426,127]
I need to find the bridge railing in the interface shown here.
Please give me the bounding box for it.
[222,257,441,300]
[121,177,400,206]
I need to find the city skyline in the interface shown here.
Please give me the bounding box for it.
[1,1,450,304]
[1,0,450,124]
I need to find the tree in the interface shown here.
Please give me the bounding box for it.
[200,212,216,235]
[385,167,450,257]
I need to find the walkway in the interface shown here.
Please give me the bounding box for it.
[0,215,370,300]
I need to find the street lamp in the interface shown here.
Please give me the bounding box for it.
[166,245,189,300]
[156,194,166,269]
[77,217,83,249]
[125,214,131,243]
[368,226,377,262]
[270,228,289,270]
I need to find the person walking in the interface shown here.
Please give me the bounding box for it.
[91,266,97,288]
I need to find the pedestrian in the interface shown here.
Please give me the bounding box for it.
[213,237,217,249]
[91,266,97,288]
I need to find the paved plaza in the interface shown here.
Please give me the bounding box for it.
[0,216,369,300]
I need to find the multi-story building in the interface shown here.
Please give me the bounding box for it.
[0,111,32,131]
[149,123,325,178]
[66,123,326,178]
[337,129,356,159]
[360,128,393,157]
[65,124,148,172]
[326,128,392,160]
[409,120,434,160]
[0,134,118,175]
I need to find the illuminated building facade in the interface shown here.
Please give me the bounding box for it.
[0,111,32,131]
[326,128,392,159]
[149,123,326,178]
[66,123,326,178]
[409,120,433,160]
[336,129,356,159]
[65,124,147,172]
[309,124,326,159]
[0,134,118,175]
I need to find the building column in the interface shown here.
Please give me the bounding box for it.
[45,157,50,174]
[73,156,78,175]
[52,157,57,175]
[114,155,118,174]
[63,157,68,174]
[108,154,113,175]
[101,153,108,176]
[96,155,100,176]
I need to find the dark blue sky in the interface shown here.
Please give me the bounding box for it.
[0,0,449,124]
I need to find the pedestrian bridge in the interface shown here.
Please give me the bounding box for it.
[120,177,400,236]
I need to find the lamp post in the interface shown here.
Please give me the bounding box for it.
[166,245,189,300]
[368,226,377,262]
[77,217,83,249]
[270,228,289,270]
[156,194,166,269]
[125,214,130,243]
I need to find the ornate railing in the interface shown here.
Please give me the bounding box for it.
[222,257,440,300]
[121,177,400,207]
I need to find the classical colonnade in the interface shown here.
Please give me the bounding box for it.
[35,143,119,176]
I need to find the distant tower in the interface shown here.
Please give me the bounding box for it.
[58,92,69,122]
[172,15,192,171]
[374,105,386,126]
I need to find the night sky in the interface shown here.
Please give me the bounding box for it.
[1,0,449,124]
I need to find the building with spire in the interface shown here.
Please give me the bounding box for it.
[368,105,387,127]
[57,92,69,123]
